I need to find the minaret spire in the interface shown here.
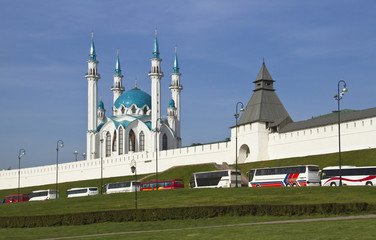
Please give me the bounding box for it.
[153,28,160,59]
[115,48,121,75]
[111,49,125,109]
[173,46,179,73]
[89,32,96,61]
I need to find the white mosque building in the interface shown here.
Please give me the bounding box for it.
[85,31,182,162]
[1,32,376,190]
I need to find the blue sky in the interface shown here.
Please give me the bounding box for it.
[0,1,375,169]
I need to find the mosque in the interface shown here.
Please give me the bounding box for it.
[1,31,376,190]
[85,31,182,161]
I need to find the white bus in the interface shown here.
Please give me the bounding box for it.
[321,166,376,186]
[189,170,242,188]
[66,187,98,198]
[248,165,321,187]
[103,181,140,194]
[29,189,59,201]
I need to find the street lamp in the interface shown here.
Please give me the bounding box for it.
[130,159,137,209]
[154,118,162,190]
[100,137,104,194]
[82,153,87,160]
[56,140,64,196]
[73,151,79,161]
[334,80,348,187]
[234,102,244,188]
[17,149,26,201]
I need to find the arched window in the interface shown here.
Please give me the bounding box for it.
[119,127,124,155]
[131,105,136,114]
[162,133,168,150]
[106,132,111,157]
[129,130,135,152]
[139,131,145,152]
[143,107,148,115]
[112,130,117,152]
[121,106,125,114]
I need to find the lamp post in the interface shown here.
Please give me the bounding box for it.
[130,159,137,209]
[74,151,79,161]
[82,153,86,160]
[334,80,348,187]
[234,102,244,188]
[56,140,64,196]
[17,149,26,201]
[100,138,104,194]
[154,118,162,190]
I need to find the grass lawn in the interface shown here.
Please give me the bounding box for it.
[1,215,375,239]
[1,186,375,217]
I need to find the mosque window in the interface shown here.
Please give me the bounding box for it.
[162,134,168,150]
[129,130,135,152]
[106,132,111,157]
[143,107,148,115]
[139,131,145,151]
[132,105,136,114]
[113,130,117,152]
[119,127,124,155]
[121,106,125,114]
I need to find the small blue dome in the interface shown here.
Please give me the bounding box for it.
[169,99,175,108]
[114,88,151,109]
[98,100,104,110]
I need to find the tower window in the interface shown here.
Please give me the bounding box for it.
[129,130,135,152]
[106,132,111,157]
[112,130,117,152]
[119,127,124,155]
[139,131,145,152]
[162,133,168,150]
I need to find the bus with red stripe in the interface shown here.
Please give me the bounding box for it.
[248,165,320,187]
[321,166,376,186]
[140,179,184,191]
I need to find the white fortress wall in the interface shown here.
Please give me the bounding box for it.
[268,117,376,160]
[0,141,231,190]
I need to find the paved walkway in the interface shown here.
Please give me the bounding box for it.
[42,214,376,240]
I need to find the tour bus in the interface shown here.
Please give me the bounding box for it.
[103,181,141,194]
[4,194,30,203]
[29,189,59,201]
[321,166,376,186]
[189,170,242,188]
[66,187,98,198]
[248,165,321,187]
[140,179,184,191]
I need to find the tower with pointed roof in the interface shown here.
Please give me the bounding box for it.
[232,60,292,162]
[85,32,101,160]
[169,47,183,147]
[111,49,125,116]
[148,29,164,134]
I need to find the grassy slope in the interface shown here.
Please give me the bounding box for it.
[1,187,375,217]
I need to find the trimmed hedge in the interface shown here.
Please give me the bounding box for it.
[0,202,373,228]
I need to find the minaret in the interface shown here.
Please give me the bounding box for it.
[111,49,125,112]
[97,97,106,124]
[167,99,177,132]
[85,32,100,160]
[148,29,164,132]
[169,47,183,147]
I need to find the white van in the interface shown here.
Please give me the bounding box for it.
[29,189,59,201]
[66,187,98,198]
[104,181,140,194]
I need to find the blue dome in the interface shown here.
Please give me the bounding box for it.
[169,99,175,108]
[114,88,151,109]
[98,100,104,110]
